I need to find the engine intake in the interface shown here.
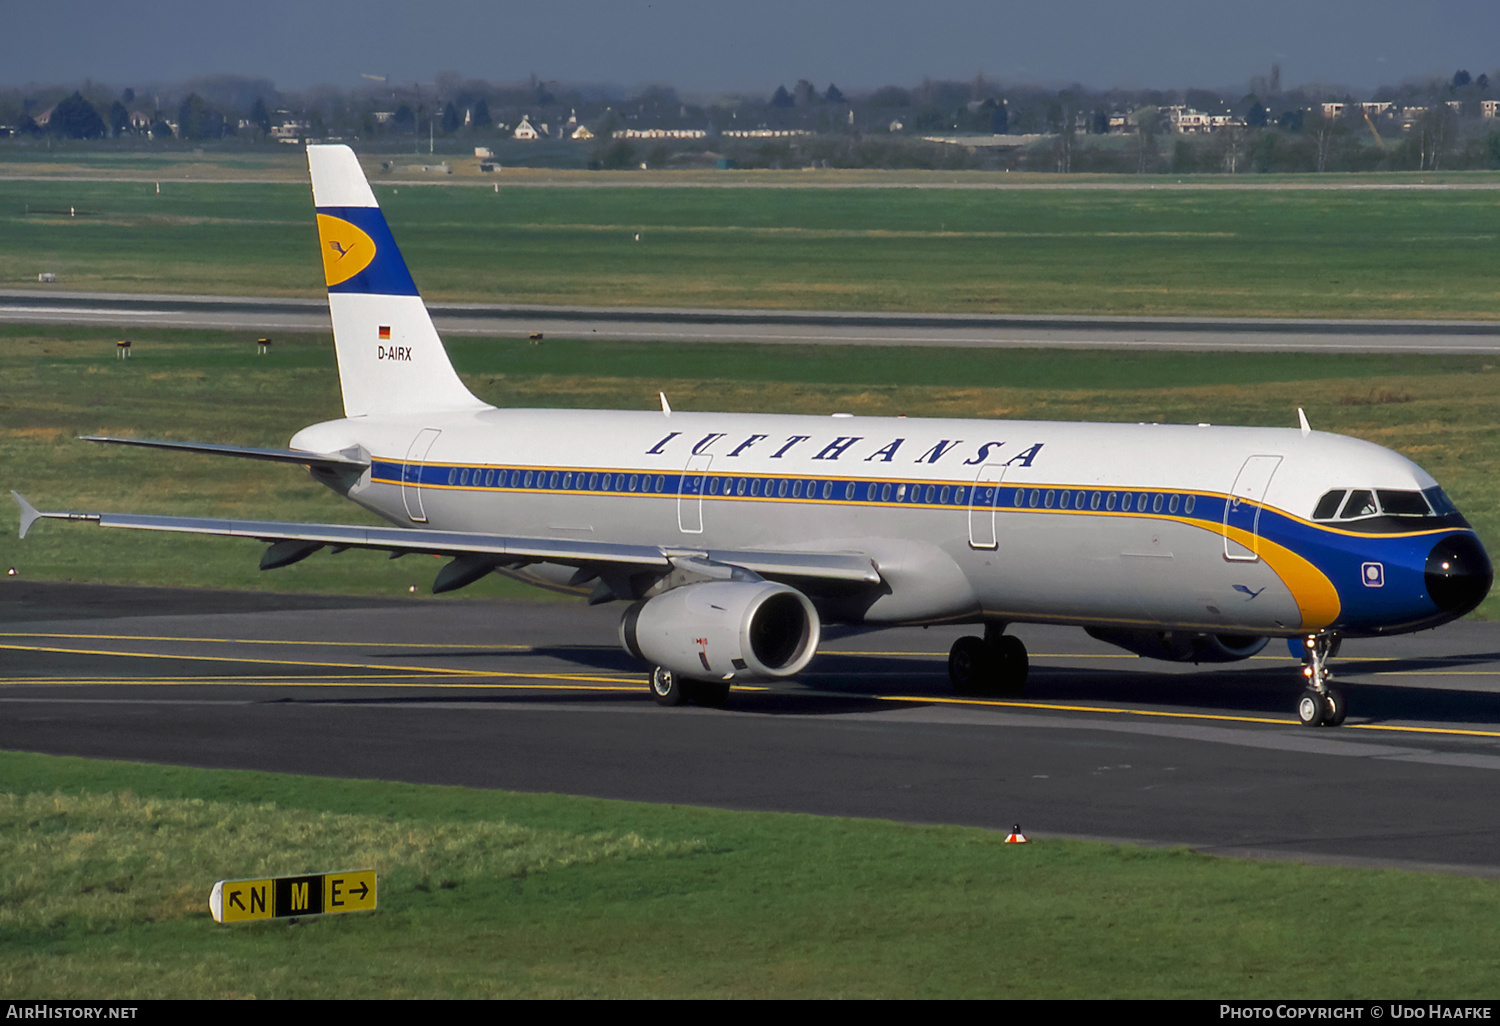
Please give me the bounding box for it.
[620,581,820,682]
[1085,627,1268,664]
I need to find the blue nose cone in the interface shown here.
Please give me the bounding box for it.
[1426,533,1492,617]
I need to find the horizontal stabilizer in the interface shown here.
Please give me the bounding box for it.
[81,436,369,471]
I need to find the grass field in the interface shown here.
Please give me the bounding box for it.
[6,157,1500,999]
[2,167,1499,318]
[6,324,1500,618]
[4,750,1500,999]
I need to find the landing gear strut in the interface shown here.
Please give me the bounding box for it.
[948,624,1029,698]
[1295,633,1345,727]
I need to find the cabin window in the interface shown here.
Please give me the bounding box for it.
[1168,494,1180,514]
[459,469,469,486]
[447,469,456,485]
[737,478,747,496]
[749,479,760,497]
[1152,494,1164,514]
[627,474,637,491]
[938,485,949,504]
[1185,495,1196,515]
[791,480,802,498]
[1340,490,1377,519]
[561,472,572,489]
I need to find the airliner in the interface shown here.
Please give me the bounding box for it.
[13,144,1492,727]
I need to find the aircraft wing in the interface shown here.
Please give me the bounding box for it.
[10,493,881,595]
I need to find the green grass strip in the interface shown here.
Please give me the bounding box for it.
[2,751,1499,998]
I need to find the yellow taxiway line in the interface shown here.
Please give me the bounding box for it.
[4,635,1500,738]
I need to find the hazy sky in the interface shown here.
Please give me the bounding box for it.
[5,0,1497,97]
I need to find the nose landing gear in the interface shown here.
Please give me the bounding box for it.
[1295,633,1345,727]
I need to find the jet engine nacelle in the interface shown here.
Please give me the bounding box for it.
[1085,627,1268,664]
[620,581,820,682]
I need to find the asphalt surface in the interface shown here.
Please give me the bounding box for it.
[5,289,1500,353]
[5,580,1500,875]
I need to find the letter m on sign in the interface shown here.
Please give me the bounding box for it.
[274,874,324,917]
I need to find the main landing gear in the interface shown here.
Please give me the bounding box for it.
[649,666,731,708]
[948,624,1029,698]
[1295,633,1345,727]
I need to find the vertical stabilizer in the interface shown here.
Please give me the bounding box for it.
[307,144,488,417]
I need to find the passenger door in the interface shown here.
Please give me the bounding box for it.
[1223,455,1282,562]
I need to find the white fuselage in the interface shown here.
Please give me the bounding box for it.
[292,406,1454,638]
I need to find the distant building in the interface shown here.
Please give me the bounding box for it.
[271,120,308,144]
[513,115,539,140]
[611,127,707,139]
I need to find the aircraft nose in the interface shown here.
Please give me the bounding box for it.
[1426,533,1493,616]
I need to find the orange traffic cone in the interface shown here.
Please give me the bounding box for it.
[1004,824,1029,844]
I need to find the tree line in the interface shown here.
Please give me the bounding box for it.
[7,69,1500,173]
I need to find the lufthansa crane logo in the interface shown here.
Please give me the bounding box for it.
[316,214,376,287]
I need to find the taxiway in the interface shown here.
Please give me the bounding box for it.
[4,581,1500,874]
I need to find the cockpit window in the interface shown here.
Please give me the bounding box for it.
[1339,490,1378,519]
[1311,484,1467,532]
[1375,490,1432,517]
[1312,490,1345,521]
[1424,486,1458,515]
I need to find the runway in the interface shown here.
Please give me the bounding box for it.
[5,581,1500,875]
[4,288,1500,353]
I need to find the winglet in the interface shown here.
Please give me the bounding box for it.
[12,491,40,539]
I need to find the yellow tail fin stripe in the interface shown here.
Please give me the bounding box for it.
[316,214,376,287]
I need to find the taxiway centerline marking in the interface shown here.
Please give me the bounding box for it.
[0,631,532,650]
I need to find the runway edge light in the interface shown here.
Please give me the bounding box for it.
[209,869,377,924]
[1005,824,1029,844]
